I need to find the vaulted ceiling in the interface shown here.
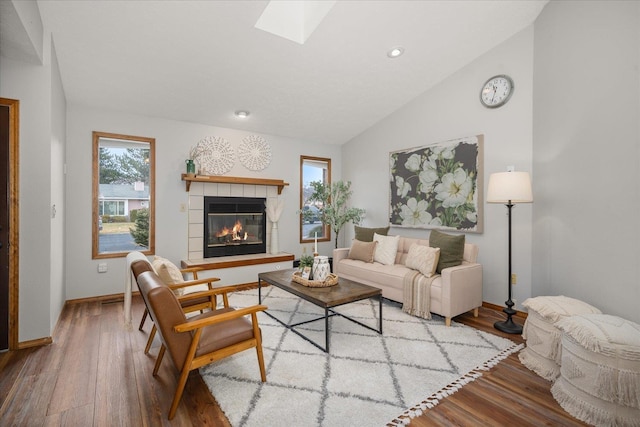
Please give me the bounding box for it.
[33,0,547,144]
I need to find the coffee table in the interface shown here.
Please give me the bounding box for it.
[258,268,382,352]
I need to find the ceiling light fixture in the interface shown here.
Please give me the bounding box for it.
[387,46,404,58]
[234,110,250,119]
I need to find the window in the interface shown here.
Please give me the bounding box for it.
[92,131,155,259]
[300,156,331,244]
[99,200,126,216]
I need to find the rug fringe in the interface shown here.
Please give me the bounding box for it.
[387,343,524,426]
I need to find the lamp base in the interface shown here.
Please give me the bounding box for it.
[494,317,523,335]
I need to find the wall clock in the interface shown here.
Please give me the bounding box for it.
[480,75,514,108]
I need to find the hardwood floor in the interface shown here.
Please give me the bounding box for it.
[0,294,588,426]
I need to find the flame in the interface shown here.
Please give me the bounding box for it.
[216,220,247,241]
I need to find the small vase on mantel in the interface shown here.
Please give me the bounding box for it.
[185,159,196,176]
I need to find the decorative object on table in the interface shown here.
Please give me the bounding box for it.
[185,159,195,176]
[291,270,338,287]
[238,135,271,171]
[312,255,331,282]
[300,266,312,280]
[303,180,365,248]
[201,286,520,427]
[389,135,483,233]
[480,74,514,108]
[265,197,285,254]
[298,254,314,272]
[190,136,234,175]
[486,169,532,334]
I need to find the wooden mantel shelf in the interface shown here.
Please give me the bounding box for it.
[181,174,289,194]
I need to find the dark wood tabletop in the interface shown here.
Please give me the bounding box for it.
[258,268,381,308]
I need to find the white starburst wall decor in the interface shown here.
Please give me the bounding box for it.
[190,136,235,175]
[238,135,272,171]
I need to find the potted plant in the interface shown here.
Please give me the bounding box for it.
[298,254,314,279]
[303,180,365,248]
[298,254,314,270]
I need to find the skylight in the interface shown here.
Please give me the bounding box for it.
[255,0,337,45]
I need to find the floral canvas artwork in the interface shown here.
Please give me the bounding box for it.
[389,135,483,232]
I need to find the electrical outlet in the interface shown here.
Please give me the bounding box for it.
[98,263,108,273]
[511,273,517,284]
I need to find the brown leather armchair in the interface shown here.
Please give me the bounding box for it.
[133,264,267,420]
[130,259,221,354]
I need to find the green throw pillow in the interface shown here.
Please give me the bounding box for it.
[429,230,465,273]
[354,225,390,242]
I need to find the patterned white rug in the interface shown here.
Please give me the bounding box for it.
[200,286,521,426]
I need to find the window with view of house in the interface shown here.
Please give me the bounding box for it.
[92,131,155,259]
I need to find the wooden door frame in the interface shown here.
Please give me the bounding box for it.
[1,98,19,351]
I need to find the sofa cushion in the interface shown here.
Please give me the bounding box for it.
[335,257,444,304]
[354,225,390,242]
[429,230,465,273]
[405,244,440,278]
[152,256,185,296]
[373,233,399,265]
[348,239,377,262]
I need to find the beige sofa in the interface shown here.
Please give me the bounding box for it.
[333,236,482,326]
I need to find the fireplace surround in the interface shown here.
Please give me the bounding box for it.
[203,196,266,258]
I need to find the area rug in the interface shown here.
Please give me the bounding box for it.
[200,286,522,426]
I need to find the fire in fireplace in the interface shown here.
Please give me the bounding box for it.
[203,196,266,258]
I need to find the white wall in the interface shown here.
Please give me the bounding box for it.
[342,26,535,309]
[532,1,640,322]
[64,107,342,299]
[0,2,58,341]
[49,40,66,332]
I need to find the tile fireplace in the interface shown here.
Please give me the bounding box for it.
[203,196,266,258]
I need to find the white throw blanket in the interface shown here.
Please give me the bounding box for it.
[402,270,437,319]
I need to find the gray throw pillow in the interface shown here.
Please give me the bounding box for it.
[354,225,390,242]
[429,230,465,273]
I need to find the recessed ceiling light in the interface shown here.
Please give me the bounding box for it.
[387,46,405,58]
[234,110,250,119]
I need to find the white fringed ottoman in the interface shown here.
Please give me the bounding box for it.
[519,296,601,381]
[551,314,640,427]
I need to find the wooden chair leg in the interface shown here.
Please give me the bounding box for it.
[445,317,452,327]
[168,367,191,420]
[153,345,166,376]
[144,325,156,354]
[473,307,479,317]
[139,308,148,331]
[252,314,267,382]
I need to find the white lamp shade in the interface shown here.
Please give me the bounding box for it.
[486,171,533,203]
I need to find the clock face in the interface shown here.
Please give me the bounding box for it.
[480,75,514,108]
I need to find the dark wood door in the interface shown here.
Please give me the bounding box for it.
[0,104,9,351]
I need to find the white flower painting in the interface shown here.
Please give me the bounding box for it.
[389,135,484,232]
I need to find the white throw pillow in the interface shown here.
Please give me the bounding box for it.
[405,244,440,278]
[373,233,399,265]
[152,256,185,295]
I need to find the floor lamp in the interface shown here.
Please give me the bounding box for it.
[487,171,533,334]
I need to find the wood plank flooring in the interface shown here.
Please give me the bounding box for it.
[0,294,588,426]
